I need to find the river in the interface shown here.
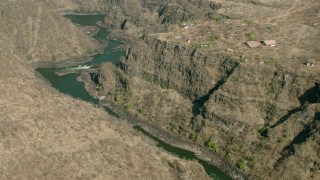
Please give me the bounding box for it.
[36,14,233,180]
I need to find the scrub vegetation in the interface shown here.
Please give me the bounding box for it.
[1,0,320,179]
[0,0,210,179]
[97,0,320,179]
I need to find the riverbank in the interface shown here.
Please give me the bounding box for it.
[31,36,107,69]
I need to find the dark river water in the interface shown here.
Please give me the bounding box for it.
[37,14,232,180]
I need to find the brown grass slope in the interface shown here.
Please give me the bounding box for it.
[0,0,99,62]
[0,0,209,179]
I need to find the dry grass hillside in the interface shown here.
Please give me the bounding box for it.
[0,0,99,62]
[0,0,209,179]
[215,0,320,68]
[0,49,208,180]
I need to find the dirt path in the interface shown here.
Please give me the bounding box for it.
[267,0,300,23]
[27,5,43,55]
[294,25,307,46]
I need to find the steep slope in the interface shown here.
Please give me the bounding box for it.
[0,0,209,179]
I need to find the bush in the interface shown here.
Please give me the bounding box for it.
[164,63,171,71]
[115,95,122,103]
[212,15,223,23]
[239,55,247,63]
[277,132,289,143]
[26,55,33,61]
[125,103,132,111]
[246,32,256,41]
[258,127,269,138]
[86,46,93,53]
[138,108,145,114]
[189,131,197,141]
[250,155,257,162]
[260,24,273,32]
[208,34,219,42]
[205,139,218,152]
[237,160,246,170]
[58,52,65,58]
[172,114,184,121]
[96,84,104,91]
[244,19,254,25]
[266,57,277,66]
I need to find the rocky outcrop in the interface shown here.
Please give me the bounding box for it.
[120,35,239,100]
[195,64,320,178]
[203,65,318,127]
[158,0,221,24]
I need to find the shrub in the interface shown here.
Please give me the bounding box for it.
[172,114,184,121]
[244,19,254,25]
[125,103,132,111]
[246,32,256,41]
[86,46,93,53]
[138,108,145,114]
[58,52,65,58]
[208,34,219,42]
[266,57,277,66]
[190,43,199,48]
[96,84,104,91]
[115,95,122,103]
[205,139,218,152]
[164,63,171,71]
[239,55,247,63]
[26,55,32,61]
[237,160,246,170]
[212,15,223,23]
[260,24,273,32]
[250,155,257,162]
[278,132,289,143]
[189,131,197,141]
[258,127,269,138]
[267,89,274,97]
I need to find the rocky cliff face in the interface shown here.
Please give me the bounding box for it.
[203,65,317,126]
[197,65,320,178]
[121,36,238,99]
[157,0,222,25]
[101,39,320,178]
[98,0,320,178]
[100,35,239,135]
